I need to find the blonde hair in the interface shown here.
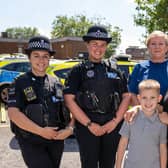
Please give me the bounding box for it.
[138,79,160,94]
[146,30,168,47]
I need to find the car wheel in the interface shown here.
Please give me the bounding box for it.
[0,84,10,104]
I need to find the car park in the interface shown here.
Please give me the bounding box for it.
[47,60,80,84]
[0,59,71,103]
[0,57,137,104]
[47,58,138,84]
[117,60,137,78]
[0,60,31,103]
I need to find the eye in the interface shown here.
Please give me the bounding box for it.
[151,42,156,46]
[141,96,147,100]
[43,55,50,59]
[34,55,40,58]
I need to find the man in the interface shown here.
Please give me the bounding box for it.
[8,36,73,168]
[64,25,131,168]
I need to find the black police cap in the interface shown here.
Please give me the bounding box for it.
[82,25,112,43]
[25,36,55,56]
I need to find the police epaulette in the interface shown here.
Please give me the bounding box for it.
[103,57,117,70]
[14,72,29,81]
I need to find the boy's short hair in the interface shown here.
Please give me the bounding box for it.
[138,79,160,94]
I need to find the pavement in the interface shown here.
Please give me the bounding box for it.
[0,109,81,168]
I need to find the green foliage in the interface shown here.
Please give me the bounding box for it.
[134,0,168,34]
[51,15,92,38]
[51,14,122,56]
[5,27,40,39]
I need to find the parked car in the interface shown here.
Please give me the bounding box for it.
[0,60,31,103]
[47,58,138,84]
[0,59,69,103]
[0,58,137,104]
[47,60,80,84]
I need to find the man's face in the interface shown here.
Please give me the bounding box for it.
[29,50,50,76]
[86,40,107,62]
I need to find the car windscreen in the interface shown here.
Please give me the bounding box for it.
[54,68,71,79]
[1,62,31,72]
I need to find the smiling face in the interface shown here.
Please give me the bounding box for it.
[137,89,162,116]
[29,50,50,76]
[147,36,168,62]
[86,40,108,63]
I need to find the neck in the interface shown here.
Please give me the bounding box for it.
[89,57,102,63]
[31,69,46,77]
[150,56,165,63]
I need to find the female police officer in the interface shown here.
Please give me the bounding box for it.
[64,25,131,168]
[8,36,74,168]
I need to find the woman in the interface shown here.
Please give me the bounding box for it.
[64,25,131,168]
[126,31,168,125]
[8,36,74,168]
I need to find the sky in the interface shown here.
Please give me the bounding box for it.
[1,0,146,53]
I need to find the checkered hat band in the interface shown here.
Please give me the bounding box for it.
[87,32,108,38]
[28,41,50,50]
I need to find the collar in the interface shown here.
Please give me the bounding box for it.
[139,109,158,123]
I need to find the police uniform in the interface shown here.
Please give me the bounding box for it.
[64,60,128,168]
[8,71,67,168]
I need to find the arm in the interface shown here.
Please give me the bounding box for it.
[8,107,58,140]
[130,93,139,106]
[160,143,167,168]
[116,136,128,168]
[102,92,131,133]
[159,112,168,125]
[64,94,105,136]
[124,106,141,123]
[55,116,75,140]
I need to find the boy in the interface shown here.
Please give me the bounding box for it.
[116,79,167,168]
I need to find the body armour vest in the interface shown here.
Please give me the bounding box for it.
[76,61,124,116]
[10,72,70,142]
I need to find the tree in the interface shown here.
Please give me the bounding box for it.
[134,0,168,35]
[5,27,40,39]
[51,14,122,57]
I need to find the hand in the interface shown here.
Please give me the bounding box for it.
[54,128,73,140]
[88,122,106,136]
[39,127,58,140]
[159,112,168,125]
[102,119,118,134]
[157,104,163,113]
[124,105,140,122]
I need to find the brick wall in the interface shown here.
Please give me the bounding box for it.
[0,37,88,59]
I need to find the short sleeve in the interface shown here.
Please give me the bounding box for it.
[128,64,140,94]
[63,65,82,95]
[159,124,167,144]
[119,121,130,138]
[8,79,24,109]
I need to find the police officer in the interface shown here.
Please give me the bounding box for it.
[8,36,74,168]
[64,25,131,168]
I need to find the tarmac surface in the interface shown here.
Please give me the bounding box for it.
[0,109,123,168]
[0,110,81,168]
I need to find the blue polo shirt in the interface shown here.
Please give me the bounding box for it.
[119,110,167,168]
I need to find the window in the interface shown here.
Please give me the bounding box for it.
[1,62,31,72]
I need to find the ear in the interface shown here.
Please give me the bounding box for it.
[158,94,162,103]
[137,94,141,102]
[85,42,89,49]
